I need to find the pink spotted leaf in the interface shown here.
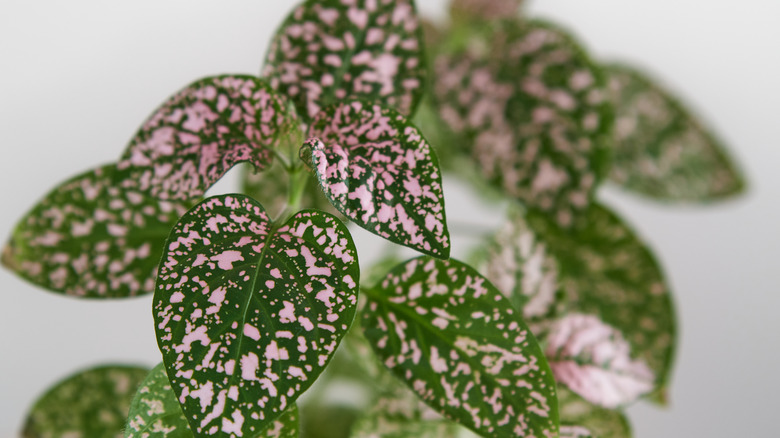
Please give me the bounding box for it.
[362,257,558,438]
[116,75,291,201]
[263,0,426,122]
[125,363,299,438]
[2,164,190,298]
[545,313,655,409]
[526,203,676,404]
[431,20,613,227]
[606,63,745,202]
[303,100,450,259]
[153,194,359,437]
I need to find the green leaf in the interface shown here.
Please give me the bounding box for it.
[115,75,290,201]
[154,194,359,437]
[606,64,745,201]
[262,0,426,122]
[350,381,459,438]
[526,204,676,403]
[545,313,655,408]
[557,386,632,438]
[483,209,563,325]
[22,364,149,438]
[125,363,193,437]
[2,164,189,298]
[304,100,450,258]
[430,19,613,227]
[450,0,522,21]
[125,363,300,438]
[362,257,558,438]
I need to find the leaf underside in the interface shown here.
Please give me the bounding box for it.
[125,363,299,438]
[526,204,676,402]
[3,164,189,298]
[22,365,149,438]
[154,194,358,436]
[305,100,450,258]
[363,257,558,438]
[116,75,290,201]
[606,63,745,202]
[431,19,613,227]
[262,0,426,122]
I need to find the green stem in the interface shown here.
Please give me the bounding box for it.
[275,166,310,223]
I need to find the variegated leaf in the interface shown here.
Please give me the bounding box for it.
[483,209,562,325]
[125,363,299,438]
[362,257,558,438]
[546,314,654,409]
[450,0,523,21]
[116,75,290,201]
[22,365,149,438]
[154,194,358,437]
[557,386,632,438]
[304,100,450,258]
[526,204,676,403]
[2,165,189,298]
[431,19,613,227]
[350,380,459,438]
[125,363,192,437]
[606,64,745,201]
[262,0,426,122]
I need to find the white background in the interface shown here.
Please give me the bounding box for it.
[0,1,778,436]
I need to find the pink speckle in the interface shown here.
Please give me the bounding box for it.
[210,250,244,270]
[279,301,296,323]
[243,323,261,341]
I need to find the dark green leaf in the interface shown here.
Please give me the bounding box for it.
[263,0,426,122]
[125,363,193,437]
[116,75,290,201]
[526,204,676,404]
[125,363,299,438]
[2,164,189,298]
[557,386,632,438]
[363,257,558,438]
[22,364,149,438]
[304,100,450,258]
[606,64,745,201]
[431,19,613,227]
[154,194,359,436]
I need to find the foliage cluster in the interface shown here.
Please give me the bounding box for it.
[5,0,744,437]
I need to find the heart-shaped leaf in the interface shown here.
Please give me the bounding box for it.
[262,0,426,122]
[22,365,149,438]
[431,19,613,227]
[363,257,558,438]
[606,63,745,201]
[154,194,359,436]
[304,100,450,258]
[483,209,562,324]
[2,164,190,298]
[526,204,676,403]
[545,313,654,408]
[557,386,632,438]
[125,363,300,438]
[116,75,291,201]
